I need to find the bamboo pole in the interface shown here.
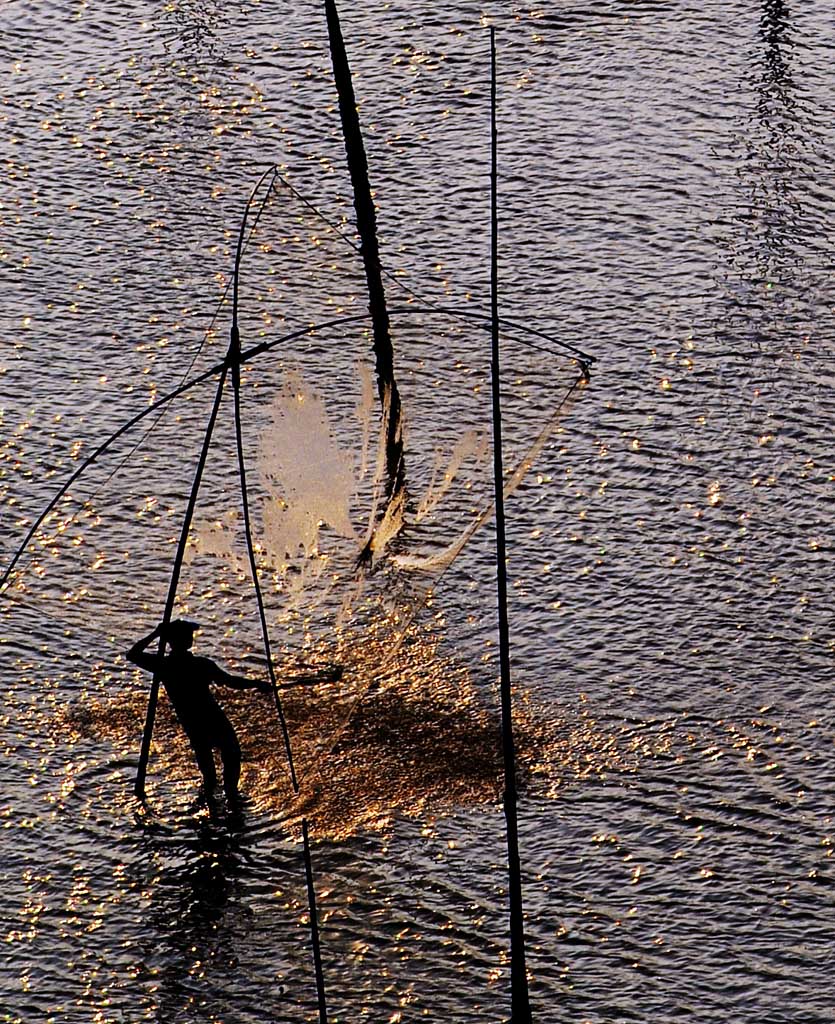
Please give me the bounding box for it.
[232,360,329,1022]
[228,180,328,1021]
[133,166,277,798]
[489,28,532,1022]
[324,0,404,497]
[230,357,299,789]
[134,362,229,797]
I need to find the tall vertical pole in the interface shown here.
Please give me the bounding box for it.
[324,0,404,497]
[229,177,329,1023]
[489,27,532,1023]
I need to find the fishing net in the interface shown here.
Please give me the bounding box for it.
[1,169,594,837]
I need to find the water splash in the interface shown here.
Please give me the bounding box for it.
[56,618,655,841]
[186,365,496,632]
[257,372,358,560]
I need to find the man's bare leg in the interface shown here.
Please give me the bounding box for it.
[220,734,242,805]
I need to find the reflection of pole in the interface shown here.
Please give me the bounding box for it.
[302,818,329,1024]
[324,0,404,496]
[489,28,531,1023]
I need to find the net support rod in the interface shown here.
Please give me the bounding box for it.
[231,361,299,790]
[489,27,532,1023]
[228,184,328,1021]
[133,164,277,798]
[0,300,594,602]
[134,362,230,798]
[229,171,300,793]
[231,362,328,1021]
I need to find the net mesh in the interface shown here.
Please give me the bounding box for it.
[1,171,596,838]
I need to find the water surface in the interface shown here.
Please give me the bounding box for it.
[2,2,835,1021]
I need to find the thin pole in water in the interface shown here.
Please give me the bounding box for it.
[134,363,229,798]
[489,27,532,1023]
[302,817,329,1024]
[228,178,329,1022]
[133,171,330,1022]
[232,364,329,1023]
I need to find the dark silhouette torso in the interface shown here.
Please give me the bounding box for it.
[143,650,235,744]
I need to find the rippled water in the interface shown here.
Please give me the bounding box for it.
[3,2,835,1021]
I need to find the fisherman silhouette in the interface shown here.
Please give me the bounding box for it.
[127,619,271,806]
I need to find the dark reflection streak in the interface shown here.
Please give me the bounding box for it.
[159,0,229,67]
[760,0,793,97]
[712,0,808,356]
[134,819,252,1022]
[753,0,799,278]
[745,0,807,292]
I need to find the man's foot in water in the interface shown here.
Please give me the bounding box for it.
[224,788,250,827]
[190,784,222,814]
[224,786,247,809]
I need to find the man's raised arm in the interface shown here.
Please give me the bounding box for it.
[126,624,164,673]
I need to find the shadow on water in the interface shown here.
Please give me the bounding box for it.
[125,806,325,1023]
[749,0,802,290]
[697,0,824,495]
[720,0,822,330]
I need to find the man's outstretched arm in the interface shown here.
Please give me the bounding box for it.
[126,624,164,673]
[210,662,271,694]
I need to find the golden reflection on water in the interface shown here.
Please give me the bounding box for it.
[50,618,665,842]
